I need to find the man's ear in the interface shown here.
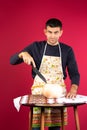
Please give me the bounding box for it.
[60,29,63,37]
[44,29,47,35]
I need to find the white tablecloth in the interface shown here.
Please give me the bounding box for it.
[13,94,87,112]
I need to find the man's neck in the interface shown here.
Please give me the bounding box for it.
[47,41,59,46]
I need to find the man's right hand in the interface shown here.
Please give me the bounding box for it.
[18,52,36,67]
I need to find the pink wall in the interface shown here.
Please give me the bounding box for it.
[1,0,87,130]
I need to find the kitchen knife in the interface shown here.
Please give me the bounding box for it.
[32,67,47,83]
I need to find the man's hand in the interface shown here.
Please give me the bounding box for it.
[66,84,78,98]
[18,52,36,67]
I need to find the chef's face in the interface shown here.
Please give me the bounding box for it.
[44,26,63,45]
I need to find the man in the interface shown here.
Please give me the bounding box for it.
[10,18,80,130]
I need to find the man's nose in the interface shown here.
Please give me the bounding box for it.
[51,33,55,38]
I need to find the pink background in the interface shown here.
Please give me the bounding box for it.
[0,0,87,130]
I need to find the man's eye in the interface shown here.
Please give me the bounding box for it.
[55,32,58,34]
[48,31,52,33]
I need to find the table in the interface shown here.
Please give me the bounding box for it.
[22,95,86,130]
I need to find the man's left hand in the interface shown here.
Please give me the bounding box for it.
[66,84,78,98]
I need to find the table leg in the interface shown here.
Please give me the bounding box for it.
[29,107,33,130]
[73,106,80,130]
[40,107,44,130]
[61,108,65,130]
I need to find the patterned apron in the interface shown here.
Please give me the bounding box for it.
[31,43,67,127]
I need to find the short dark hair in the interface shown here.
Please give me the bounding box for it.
[45,18,62,29]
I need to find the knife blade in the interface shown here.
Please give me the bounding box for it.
[32,67,47,83]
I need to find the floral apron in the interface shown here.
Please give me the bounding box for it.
[31,43,67,127]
